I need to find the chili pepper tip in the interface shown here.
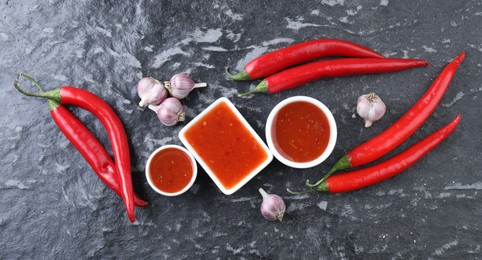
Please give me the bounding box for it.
[454,51,466,64]
[225,67,251,81]
[127,210,136,222]
[135,198,149,207]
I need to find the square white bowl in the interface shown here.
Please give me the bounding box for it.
[179,97,273,195]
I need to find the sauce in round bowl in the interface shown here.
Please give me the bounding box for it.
[272,101,331,162]
[146,145,197,196]
[266,96,337,168]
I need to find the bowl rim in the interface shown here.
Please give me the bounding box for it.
[265,96,337,169]
[178,97,273,195]
[145,144,198,196]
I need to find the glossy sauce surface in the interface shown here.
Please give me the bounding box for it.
[272,101,330,162]
[149,148,193,193]
[184,101,268,189]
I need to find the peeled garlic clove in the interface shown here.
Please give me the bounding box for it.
[357,93,386,128]
[164,73,207,99]
[259,188,286,221]
[137,77,168,107]
[149,97,185,126]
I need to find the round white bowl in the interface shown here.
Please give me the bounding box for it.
[145,145,197,196]
[265,96,337,169]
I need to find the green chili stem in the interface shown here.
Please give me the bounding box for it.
[225,67,251,81]
[305,154,351,187]
[19,73,47,92]
[239,80,269,97]
[287,181,329,194]
[286,187,317,195]
[13,73,61,103]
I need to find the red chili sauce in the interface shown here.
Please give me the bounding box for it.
[184,101,268,190]
[149,148,193,193]
[272,101,330,162]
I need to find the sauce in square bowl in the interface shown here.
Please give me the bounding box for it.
[179,98,272,195]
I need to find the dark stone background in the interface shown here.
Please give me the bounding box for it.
[1,0,481,258]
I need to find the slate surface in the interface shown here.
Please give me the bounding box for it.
[1,0,481,258]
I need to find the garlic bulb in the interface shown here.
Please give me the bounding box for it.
[356,93,386,128]
[148,97,185,126]
[137,77,168,107]
[259,188,286,221]
[164,73,207,99]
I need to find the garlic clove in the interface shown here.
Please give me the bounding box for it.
[356,93,386,128]
[137,77,168,107]
[164,73,207,99]
[259,188,286,221]
[149,97,185,126]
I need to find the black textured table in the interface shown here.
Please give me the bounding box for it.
[1,1,481,258]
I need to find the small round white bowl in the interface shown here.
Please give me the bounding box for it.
[145,145,197,196]
[265,96,337,169]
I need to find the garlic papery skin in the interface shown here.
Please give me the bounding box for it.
[259,188,286,221]
[164,73,207,99]
[137,77,168,107]
[357,93,386,128]
[148,97,186,126]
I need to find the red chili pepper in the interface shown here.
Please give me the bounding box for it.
[14,75,136,222]
[48,101,148,207]
[305,52,465,188]
[289,115,461,194]
[226,39,384,80]
[240,58,429,96]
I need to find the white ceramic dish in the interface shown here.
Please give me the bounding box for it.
[145,145,197,196]
[179,97,273,195]
[265,96,337,169]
